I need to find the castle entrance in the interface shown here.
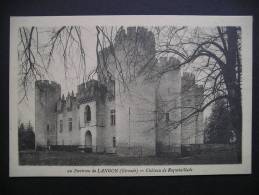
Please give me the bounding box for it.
[85,131,92,152]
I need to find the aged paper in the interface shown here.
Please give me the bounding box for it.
[10,15,252,176]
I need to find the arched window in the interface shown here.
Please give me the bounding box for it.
[59,120,63,133]
[110,109,115,126]
[113,137,116,148]
[68,118,72,131]
[84,105,91,123]
[165,113,170,123]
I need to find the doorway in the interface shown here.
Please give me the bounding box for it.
[85,130,92,152]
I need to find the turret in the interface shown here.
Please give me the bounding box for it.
[35,80,61,148]
[114,28,126,44]
[181,72,196,91]
[127,26,137,40]
[114,26,156,55]
[77,80,106,104]
[158,56,180,68]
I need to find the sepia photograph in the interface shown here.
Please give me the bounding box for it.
[9,16,252,176]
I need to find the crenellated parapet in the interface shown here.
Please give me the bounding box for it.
[35,80,61,108]
[181,73,204,92]
[196,85,204,93]
[182,72,195,82]
[157,56,181,68]
[181,73,204,105]
[181,72,196,91]
[77,79,107,104]
[98,26,157,84]
[35,80,61,90]
[194,85,204,104]
[114,26,156,54]
[77,80,99,95]
[35,80,61,146]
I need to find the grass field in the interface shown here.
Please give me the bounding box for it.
[19,150,240,165]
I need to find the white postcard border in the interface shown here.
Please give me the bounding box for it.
[9,15,252,177]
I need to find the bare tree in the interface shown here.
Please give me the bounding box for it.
[96,26,242,158]
[153,26,242,152]
[18,26,89,103]
[18,25,242,158]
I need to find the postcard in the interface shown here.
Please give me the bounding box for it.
[9,15,252,176]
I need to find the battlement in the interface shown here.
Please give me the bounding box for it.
[195,85,204,94]
[98,26,156,81]
[181,72,196,92]
[182,72,195,82]
[114,26,155,48]
[76,79,107,104]
[127,27,136,39]
[35,80,61,89]
[77,79,98,93]
[158,56,180,68]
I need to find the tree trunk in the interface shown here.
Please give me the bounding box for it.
[224,27,242,162]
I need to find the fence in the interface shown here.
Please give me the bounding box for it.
[156,142,237,156]
[34,143,237,157]
[116,146,143,157]
[35,144,144,156]
[35,145,117,153]
[181,143,237,156]
[157,143,181,157]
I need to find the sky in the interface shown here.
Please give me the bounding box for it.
[18,26,212,128]
[18,26,98,127]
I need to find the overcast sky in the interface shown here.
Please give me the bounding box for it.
[18,26,98,127]
[18,26,211,128]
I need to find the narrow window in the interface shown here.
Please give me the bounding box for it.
[84,105,91,123]
[111,80,115,97]
[108,76,115,100]
[59,120,63,133]
[165,113,170,123]
[68,118,72,131]
[84,107,87,123]
[113,137,116,147]
[110,109,116,126]
[47,124,50,132]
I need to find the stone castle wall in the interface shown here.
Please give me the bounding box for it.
[35,80,61,147]
[100,98,116,153]
[181,73,204,144]
[106,27,157,156]
[35,27,204,156]
[156,57,182,153]
[98,27,205,155]
[56,95,80,146]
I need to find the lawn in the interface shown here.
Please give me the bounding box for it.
[19,150,240,165]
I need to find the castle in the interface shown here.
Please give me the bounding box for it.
[35,27,204,156]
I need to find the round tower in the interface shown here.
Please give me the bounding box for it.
[35,80,61,149]
[156,57,182,154]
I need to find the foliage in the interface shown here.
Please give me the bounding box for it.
[205,100,234,144]
[18,122,35,150]
[18,25,242,155]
